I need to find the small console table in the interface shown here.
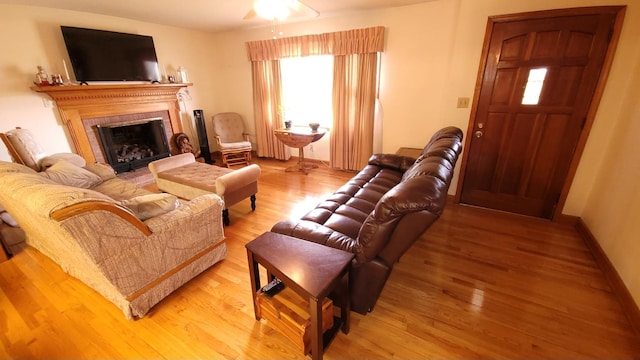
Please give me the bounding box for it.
[246,231,354,360]
[395,147,422,159]
[274,128,326,174]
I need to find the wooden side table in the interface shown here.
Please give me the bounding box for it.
[274,128,326,174]
[0,235,9,262]
[0,223,25,262]
[246,232,354,360]
[395,146,422,159]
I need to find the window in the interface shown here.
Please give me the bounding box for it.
[521,68,547,105]
[280,55,333,128]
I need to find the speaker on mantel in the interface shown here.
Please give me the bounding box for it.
[193,109,213,164]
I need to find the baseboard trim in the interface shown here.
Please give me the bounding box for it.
[554,213,579,225]
[575,218,640,340]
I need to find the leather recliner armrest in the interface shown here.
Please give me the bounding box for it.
[367,153,416,172]
[271,219,357,254]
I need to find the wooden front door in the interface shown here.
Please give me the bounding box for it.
[459,7,624,219]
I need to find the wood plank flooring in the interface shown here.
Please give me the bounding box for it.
[1,157,639,358]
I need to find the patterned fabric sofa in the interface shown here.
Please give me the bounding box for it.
[271,126,463,314]
[0,160,226,319]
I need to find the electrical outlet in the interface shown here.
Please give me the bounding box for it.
[456,97,470,108]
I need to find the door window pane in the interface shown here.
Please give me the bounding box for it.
[522,68,547,105]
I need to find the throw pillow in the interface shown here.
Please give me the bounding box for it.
[119,194,179,221]
[39,153,86,170]
[83,162,117,181]
[41,160,103,189]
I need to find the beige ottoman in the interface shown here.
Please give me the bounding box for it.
[149,153,261,225]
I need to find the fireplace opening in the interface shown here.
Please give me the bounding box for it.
[97,118,170,173]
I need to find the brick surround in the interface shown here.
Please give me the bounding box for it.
[32,83,190,164]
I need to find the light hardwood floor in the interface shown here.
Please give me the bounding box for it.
[1,157,639,359]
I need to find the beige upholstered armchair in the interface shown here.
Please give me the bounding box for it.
[212,112,252,167]
[0,127,85,171]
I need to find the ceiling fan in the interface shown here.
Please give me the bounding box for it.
[243,0,319,21]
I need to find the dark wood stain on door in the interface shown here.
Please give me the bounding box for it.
[458,6,625,219]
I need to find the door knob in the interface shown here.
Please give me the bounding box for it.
[475,130,483,138]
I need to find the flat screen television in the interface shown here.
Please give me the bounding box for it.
[61,26,160,83]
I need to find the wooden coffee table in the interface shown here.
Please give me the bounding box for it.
[246,231,354,360]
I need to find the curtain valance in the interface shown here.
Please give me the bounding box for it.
[246,26,385,61]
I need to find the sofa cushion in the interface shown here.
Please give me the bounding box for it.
[0,161,38,175]
[0,171,113,215]
[119,193,179,221]
[401,157,453,184]
[41,160,103,189]
[91,176,154,201]
[356,175,448,263]
[420,127,464,166]
[83,163,117,181]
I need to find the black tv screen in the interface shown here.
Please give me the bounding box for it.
[61,26,160,83]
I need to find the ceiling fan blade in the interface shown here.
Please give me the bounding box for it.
[290,0,319,18]
[243,8,257,20]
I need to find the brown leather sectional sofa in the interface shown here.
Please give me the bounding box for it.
[271,126,464,314]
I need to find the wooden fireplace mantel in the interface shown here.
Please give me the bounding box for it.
[32,83,191,164]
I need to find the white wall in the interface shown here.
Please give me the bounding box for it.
[0,4,215,160]
[581,57,640,307]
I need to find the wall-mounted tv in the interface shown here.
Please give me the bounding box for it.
[61,26,160,83]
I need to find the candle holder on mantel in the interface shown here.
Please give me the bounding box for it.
[50,74,64,86]
[63,59,73,85]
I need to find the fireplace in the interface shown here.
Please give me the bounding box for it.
[97,118,170,173]
[32,83,190,185]
[31,83,189,165]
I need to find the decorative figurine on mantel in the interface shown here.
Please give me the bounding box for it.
[35,65,50,86]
